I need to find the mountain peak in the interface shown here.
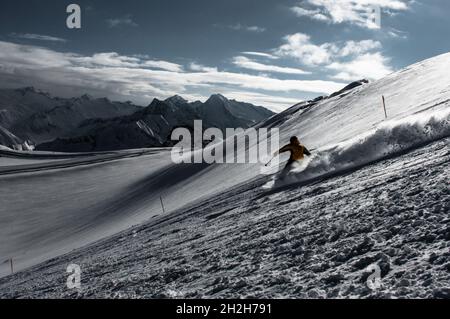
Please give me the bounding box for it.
[80,94,94,101]
[165,95,188,106]
[23,86,36,92]
[207,93,228,103]
[16,86,37,95]
[69,93,94,102]
[148,98,162,107]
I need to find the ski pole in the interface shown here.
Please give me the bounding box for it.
[265,155,276,167]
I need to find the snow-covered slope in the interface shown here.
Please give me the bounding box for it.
[1,137,448,298]
[0,125,32,151]
[261,53,450,148]
[0,52,449,296]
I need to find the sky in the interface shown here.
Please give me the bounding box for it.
[0,0,449,112]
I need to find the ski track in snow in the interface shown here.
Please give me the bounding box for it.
[265,108,450,190]
[0,138,448,299]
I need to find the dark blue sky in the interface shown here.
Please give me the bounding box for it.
[0,0,449,111]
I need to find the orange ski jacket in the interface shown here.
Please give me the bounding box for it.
[278,144,311,161]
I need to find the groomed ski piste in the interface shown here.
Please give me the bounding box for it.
[0,53,449,298]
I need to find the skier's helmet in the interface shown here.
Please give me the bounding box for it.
[290,136,300,145]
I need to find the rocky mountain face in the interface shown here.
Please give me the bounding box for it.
[0,87,62,129]
[37,94,274,152]
[0,87,142,149]
[0,125,31,151]
[0,87,274,152]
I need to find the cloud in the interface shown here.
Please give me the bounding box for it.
[66,52,183,72]
[244,26,266,33]
[0,40,346,110]
[276,33,337,66]
[338,39,382,56]
[327,52,393,81]
[291,7,330,21]
[76,52,141,68]
[276,33,382,64]
[189,62,218,73]
[216,23,266,33]
[144,60,184,72]
[106,15,138,28]
[10,33,67,43]
[291,0,410,29]
[275,33,390,81]
[232,56,311,75]
[386,27,409,39]
[241,52,279,59]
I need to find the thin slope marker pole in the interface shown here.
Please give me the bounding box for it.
[382,95,388,119]
[160,195,166,213]
[10,258,13,275]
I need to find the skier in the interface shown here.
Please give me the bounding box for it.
[271,136,311,178]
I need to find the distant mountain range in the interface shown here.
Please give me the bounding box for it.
[0,87,274,152]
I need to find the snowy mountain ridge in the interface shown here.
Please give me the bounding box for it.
[36,94,274,152]
[0,87,142,148]
[0,87,274,151]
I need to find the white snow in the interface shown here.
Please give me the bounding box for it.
[266,107,450,188]
[0,52,449,298]
[0,137,448,298]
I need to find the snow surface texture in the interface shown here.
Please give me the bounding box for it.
[0,138,448,298]
[0,52,450,297]
[266,108,450,189]
[0,148,176,276]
